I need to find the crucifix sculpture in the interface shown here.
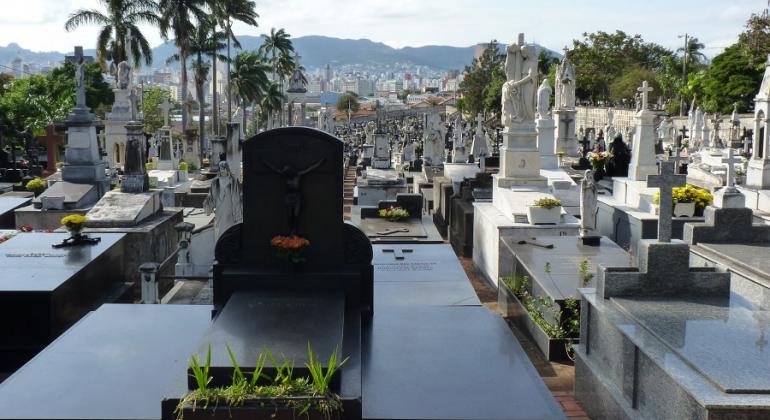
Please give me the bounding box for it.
[262,158,326,233]
[637,81,653,111]
[721,148,738,189]
[647,161,686,243]
[37,124,64,176]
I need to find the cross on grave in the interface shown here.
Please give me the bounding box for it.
[382,248,414,261]
[670,147,684,174]
[37,124,63,176]
[159,97,171,128]
[721,148,739,188]
[637,81,654,111]
[647,161,686,243]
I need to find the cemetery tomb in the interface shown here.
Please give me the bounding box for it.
[0,196,32,228]
[498,236,632,360]
[0,231,126,371]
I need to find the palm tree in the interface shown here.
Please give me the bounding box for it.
[677,37,707,65]
[159,0,207,131]
[260,28,294,82]
[230,51,271,130]
[65,0,159,69]
[260,82,285,130]
[209,0,259,124]
[168,20,227,157]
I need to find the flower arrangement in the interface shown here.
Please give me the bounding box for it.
[653,185,713,210]
[18,226,33,232]
[556,150,566,158]
[378,206,410,221]
[532,197,562,209]
[26,177,47,195]
[55,162,64,170]
[145,162,155,171]
[586,151,612,171]
[61,214,87,234]
[271,235,311,264]
[178,161,189,172]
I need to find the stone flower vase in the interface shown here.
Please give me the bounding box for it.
[674,202,696,217]
[527,206,562,225]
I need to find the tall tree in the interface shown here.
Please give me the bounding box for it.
[141,86,175,135]
[738,9,770,68]
[260,28,294,82]
[701,45,762,113]
[209,0,259,123]
[65,0,159,69]
[159,0,207,131]
[260,82,285,129]
[458,40,505,119]
[677,37,707,66]
[230,50,271,130]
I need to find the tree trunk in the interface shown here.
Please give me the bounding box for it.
[197,56,206,160]
[212,54,218,136]
[180,51,188,131]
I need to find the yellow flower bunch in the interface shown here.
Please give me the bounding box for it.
[61,214,87,231]
[532,197,562,209]
[653,185,713,210]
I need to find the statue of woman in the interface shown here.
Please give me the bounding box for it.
[536,79,552,119]
[204,161,243,240]
[580,170,598,237]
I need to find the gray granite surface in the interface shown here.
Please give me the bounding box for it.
[502,236,631,300]
[699,243,770,279]
[0,232,125,291]
[614,295,770,394]
[0,196,32,216]
[360,217,427,238]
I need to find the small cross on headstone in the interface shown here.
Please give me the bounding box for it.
[382,248,414,261]
[159,97,171,128]
[647,161,686,243]
[637,81,654,111]
[721,148,739,188]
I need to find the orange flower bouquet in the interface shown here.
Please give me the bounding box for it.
[271,235,311,264]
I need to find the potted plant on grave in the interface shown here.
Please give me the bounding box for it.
[53,214,100,248]
[556,150,565,167]
[527,197,562,225]
[378,205,410,222]
[271,235,311,264]
[586,150,611,180]
[653,185,713,218]
[174,343,347,420]
[25,177,47,196]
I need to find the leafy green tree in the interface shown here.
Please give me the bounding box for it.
[64,0,159,69]
[458,40,505,119]
[49,62,114,117]
[259,81,284,129]
[336,94,360,114]
[701,45,763,113]
[569,30,673,102]
[537,49,559,76]
[260,28,294,81]
[608,66,660,103]
[0,73,14,95]
[141,86,175,136]
[738,9,770,68]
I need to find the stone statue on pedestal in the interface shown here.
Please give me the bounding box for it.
[555,57,576,110]
[117,61,132,90]
[536,79,552,119]
[501,34,537,127]
[580,170,598,239]
[204,160,244,240]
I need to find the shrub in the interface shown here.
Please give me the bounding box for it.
[532,197,562,209]
[26,177,47,194]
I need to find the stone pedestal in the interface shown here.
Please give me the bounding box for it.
[554,109,578,156]
[372,132,391,169]
[628,109,658,181]
[60,107,109,199]
[497,123,546,187]
[156,127,176,171]
[747,158,770,189]
[536,117,558,169]
[104,88,132,170]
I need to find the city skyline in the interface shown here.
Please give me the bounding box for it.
[0,0,765,56]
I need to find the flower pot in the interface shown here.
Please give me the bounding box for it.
[674,202,696,217]
[527,206,562,225]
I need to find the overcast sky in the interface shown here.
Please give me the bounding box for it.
[0,0,765,55]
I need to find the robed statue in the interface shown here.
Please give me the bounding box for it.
[501,34,537,127]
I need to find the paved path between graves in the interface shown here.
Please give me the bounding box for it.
[458,256,590,419]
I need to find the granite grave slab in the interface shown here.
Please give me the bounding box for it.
[0,232,126,371]
[0,196,31,228]
[0,304,212,420]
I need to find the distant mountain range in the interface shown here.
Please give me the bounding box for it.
[0,35,561,72]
